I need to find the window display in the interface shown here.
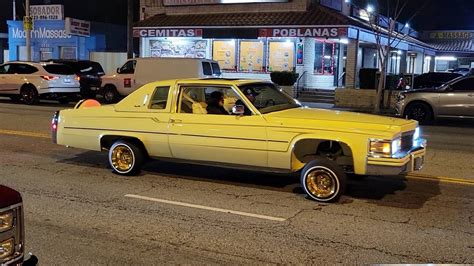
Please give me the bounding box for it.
[212,40,236,70]
[268,41,295,72]
[314,40,336,75]
[239,40,264,72]
[149,39,208,58]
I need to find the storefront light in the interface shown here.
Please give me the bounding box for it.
[366,4,375,13]
[435,56,457,61]
[339,38,349,44]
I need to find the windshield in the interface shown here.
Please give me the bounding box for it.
[238,83,301,114]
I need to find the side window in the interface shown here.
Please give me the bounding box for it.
[178,86,243,115]
[149,86,170,110]
[119,60,136,74]
[0,64,10,74]
[15,64,38,74]
[451,78,474,92]
[202,62,212,76]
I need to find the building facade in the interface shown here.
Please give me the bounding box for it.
[134,0,437,90]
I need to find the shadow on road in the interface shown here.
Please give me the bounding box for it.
[58,151,440,208]
[0,98,76,108]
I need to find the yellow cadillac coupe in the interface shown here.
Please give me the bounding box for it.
[52,79,426,202]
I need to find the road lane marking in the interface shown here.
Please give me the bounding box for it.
[124,194,287,222]
[406,173,474,186]
[0,129,50,139]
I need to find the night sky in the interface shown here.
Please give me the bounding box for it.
[1,0,473,32]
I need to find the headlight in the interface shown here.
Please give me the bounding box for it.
[413,127,420,140]
[0,238,14,260]
[370,139,401,157]
[0,212,14,232]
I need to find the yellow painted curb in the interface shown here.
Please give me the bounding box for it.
[0,129,50,139]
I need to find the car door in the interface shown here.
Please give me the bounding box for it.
[116,60,137,95]
[0,64,15,93]
[168,84,268,167]
[438,77,474,117]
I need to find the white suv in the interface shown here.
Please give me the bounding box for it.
[0,61,81,104]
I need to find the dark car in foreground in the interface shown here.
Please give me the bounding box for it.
[0,185,37,265]
[412,72,462,90]
[397,75,474,123]
[47,60,105,99]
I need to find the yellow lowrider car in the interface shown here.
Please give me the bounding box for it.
[52,79,426,202]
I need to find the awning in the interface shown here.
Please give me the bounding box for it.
[427,39,474,54]
[133,5,367,38]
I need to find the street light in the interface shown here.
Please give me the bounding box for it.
[366,4,375,13]
[405,23,410,29]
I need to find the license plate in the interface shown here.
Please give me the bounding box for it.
[64,78,71,83]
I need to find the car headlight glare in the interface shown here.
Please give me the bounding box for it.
[0,212,14,232]
[370,139,401,157]
[0,238,14,260]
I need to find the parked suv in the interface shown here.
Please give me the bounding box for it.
[100,58,222,104]
[411,72,462,89]
[397,75,474,123]
[0,62,81,105]
[0,185,38,265]
[47,60,105,99]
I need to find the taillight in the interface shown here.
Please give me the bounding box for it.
[51,111,60,144]
[41,75,59,81]
[75,75,81,81]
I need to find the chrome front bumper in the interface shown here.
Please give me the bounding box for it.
[366,145,426,176]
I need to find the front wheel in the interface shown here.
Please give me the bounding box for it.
[300,158,346,202]
[108,140,144,175]
[405,102,433,124]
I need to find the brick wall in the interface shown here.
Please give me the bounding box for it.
[345,39,358,89]
[140,0,310,18]
[335,88,398,109]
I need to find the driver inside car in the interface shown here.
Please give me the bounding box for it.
[235,87,259,116]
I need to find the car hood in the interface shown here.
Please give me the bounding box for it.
[265,107,416,137]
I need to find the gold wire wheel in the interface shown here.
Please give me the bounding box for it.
[111,145,134,173]
[305,168,337,199]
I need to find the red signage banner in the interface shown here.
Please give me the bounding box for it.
[133,28,203,38]
[258,27,347,38]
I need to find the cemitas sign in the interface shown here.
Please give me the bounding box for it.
[133,28,203,38]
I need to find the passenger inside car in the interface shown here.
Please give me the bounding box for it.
[206,91,229,115]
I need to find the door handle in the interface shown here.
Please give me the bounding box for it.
[170,119,182,123]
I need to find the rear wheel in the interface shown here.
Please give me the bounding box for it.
[108,140,144,175]
[102,85,119,104]
[300,157,346,202]
[405,102,433,124]
[20,85,39,105]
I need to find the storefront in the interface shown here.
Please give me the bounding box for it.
[7,19,126,63]
[134,0,436,90]
[423,31,474,72]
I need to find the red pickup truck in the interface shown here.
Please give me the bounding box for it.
[0,185,37,265]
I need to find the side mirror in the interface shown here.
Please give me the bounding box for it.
[116,68,120,74]
[232,105,245,115]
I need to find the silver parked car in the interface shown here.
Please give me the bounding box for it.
[396,75,474,123]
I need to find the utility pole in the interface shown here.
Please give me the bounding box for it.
[13,0,16,20]
[127,0,133,59]
[25,0,31,61]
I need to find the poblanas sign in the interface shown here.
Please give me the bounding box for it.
[259,27,347,38]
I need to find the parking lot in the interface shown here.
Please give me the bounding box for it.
[0,100,473,264]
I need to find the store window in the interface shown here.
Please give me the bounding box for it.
[149,39,208,58]
[40,47,52,61]
[60,47,77,59]
[314,40,337,75]
[239,40,265,72]
[268,41,295,72]
[212,40,236,70]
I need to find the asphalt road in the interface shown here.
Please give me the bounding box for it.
[0,100,473,264]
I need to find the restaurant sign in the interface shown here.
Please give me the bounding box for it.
[133,28,203,38]
[259,27,347,38]
[163,0,288,6]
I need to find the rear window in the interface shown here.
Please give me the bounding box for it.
[43,64,75,75]
[77,61,105,75]
[211,62,221,75]
[202,62,212,76]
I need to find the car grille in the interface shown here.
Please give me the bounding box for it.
[401,131,414,154]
